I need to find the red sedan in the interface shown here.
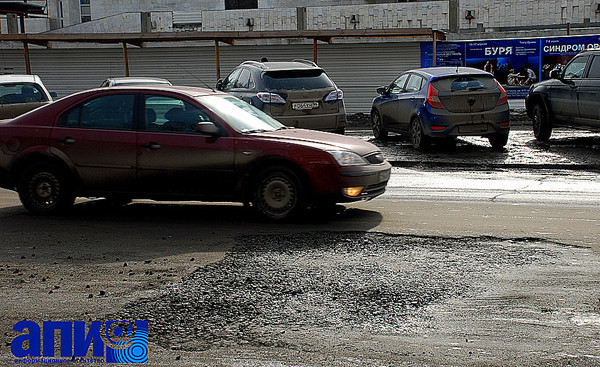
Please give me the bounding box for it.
[0,86,391,220]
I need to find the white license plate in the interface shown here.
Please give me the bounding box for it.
[292,102,319,110]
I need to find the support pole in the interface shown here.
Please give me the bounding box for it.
[432,31,437,67]
[23,42,31,74]
[313,38,317,63]
[122,42,130,77]
[215,40,221,80]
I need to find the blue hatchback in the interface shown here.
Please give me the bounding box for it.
[370,67,510,150]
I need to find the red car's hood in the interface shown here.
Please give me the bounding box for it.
[252,128,380,156]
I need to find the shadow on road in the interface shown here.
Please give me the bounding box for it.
[0,199,383,264]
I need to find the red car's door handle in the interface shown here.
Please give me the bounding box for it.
[56,137,75,145]
[141,142,161,150]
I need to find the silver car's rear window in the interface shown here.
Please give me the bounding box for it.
[263,70,333,90]
[0,83,49,103]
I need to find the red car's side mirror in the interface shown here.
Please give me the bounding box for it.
[196,121,219,135]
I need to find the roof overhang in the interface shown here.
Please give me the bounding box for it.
[0,28,445,46]
[0,1,45,16]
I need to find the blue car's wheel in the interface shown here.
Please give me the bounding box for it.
[410,117,429,150]
[371,110,388,140]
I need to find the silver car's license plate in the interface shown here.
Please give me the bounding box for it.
[292,102,319,110]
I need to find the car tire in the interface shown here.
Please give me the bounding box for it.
[488,132,509,150]
[410,117,429,150]
[371,110,388,140]
[17,164,75,215]
[253,167,304,221]
[532,103,552,142]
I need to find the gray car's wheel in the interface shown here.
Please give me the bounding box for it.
[410,117,429,150]
[488,132,509,150]
[17,164,75,215]
[532,103,552,142]
[254,167,304,220]
[371,110,388,140]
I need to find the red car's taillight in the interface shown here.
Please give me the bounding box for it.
[497,82,508,106]
[427,84,445,109]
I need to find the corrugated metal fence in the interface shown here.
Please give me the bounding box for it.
[0,42,420,114]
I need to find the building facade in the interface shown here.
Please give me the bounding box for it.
[2,1,599,113]
[2,1,600,37]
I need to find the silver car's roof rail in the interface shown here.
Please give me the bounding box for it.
[292,59,318,67]
[241,61,266,69]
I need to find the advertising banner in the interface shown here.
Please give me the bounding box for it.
[421,34,600,99]
[465,39,540,98]
[540,35,600,80]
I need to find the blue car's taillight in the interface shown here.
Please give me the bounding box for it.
[427,84,445,109]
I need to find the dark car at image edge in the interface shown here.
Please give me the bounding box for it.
[526,49,600,141]
[0,86,390,220]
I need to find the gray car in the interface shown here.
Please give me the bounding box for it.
[217,59,347,133]
[100,77,172,87]
[526,49,600,141]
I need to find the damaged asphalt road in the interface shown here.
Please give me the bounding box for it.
[116,232,600,366]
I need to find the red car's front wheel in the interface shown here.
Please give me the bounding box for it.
[253,167,304,221]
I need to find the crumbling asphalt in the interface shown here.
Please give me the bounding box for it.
[113,233,596,362]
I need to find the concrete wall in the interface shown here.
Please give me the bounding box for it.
[90,0,223,15]
[202,8,297,31]
[45,12,172,34]
[201,2,449,32]
[2,0,600,36]
[460,0,600,30]
[306,2,448,30]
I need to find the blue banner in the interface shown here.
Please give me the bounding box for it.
[421,34,600,99]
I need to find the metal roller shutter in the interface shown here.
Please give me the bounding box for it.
[0,41,420,113]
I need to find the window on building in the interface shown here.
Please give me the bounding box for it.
[225,0,258,10]
[80,0,91,23]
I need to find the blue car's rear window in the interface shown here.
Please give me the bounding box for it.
[451,78,488,91]
[432,75,497,92]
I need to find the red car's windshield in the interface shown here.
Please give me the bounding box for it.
[196,95,285,133]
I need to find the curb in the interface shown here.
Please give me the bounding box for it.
[387,161,600,171]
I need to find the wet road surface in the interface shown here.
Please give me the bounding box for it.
[347,126,600,169]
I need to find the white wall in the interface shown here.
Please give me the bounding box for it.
[460,0,599,30]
